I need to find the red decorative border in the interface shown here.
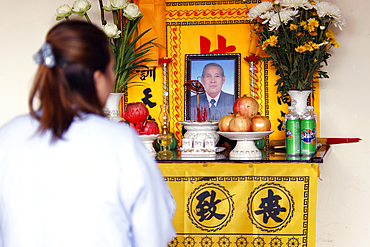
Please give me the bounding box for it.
[169,26,183,143]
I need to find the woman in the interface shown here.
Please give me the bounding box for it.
[0,21,176,247]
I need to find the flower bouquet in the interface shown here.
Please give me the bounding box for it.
[56,0,157,93]
[245,0,345,96]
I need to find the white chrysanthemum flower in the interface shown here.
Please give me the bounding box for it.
[247,1,274,20]
[281,9,299,23]
[315,1,345,30]
[103,23,121,38]
[56,4,72,19]
[260,11,275,24]
[280,0,314,9]
[269,13,281,30]
[268,9,298,30]
[123,3,142,20]
[72,0,91,14]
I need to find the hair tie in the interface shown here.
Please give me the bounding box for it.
[33,42,56,68]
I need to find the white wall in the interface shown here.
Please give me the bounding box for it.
[0,0,369,246]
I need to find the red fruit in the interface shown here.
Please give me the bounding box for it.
[137,120,159,135]
[233,95,259,119]
[123,102,149,125]
[229,113,253,132]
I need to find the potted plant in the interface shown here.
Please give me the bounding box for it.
[245,0,345,114]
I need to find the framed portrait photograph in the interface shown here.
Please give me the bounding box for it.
[184,53,241,121]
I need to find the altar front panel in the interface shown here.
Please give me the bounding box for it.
[159,162,318,247]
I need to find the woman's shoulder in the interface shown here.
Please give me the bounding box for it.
[71,113,138,142]
[0,114,37,133]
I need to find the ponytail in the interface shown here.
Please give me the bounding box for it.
[29,21,110,141]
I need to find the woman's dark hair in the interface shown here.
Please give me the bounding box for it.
[29,20,111,141]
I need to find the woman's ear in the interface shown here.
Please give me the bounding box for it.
[94,70,104,93]
[94,70,109,106]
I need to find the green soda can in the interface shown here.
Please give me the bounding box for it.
[285,106,301,156]
[301,106,317,156]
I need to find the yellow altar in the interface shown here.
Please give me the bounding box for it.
[158,160,321,247]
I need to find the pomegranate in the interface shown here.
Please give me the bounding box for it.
[136,120,159,135]
[229,113,252,132]
[251,115,271,132]
[123,102,149,125]
[233,95,259,119]
[218,113,235,132]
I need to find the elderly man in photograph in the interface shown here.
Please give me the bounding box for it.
[191,62,234,120]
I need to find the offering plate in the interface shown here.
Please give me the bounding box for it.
[139,134,159,158]
[218,131,274,160]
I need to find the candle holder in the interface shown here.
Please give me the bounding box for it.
[157,104,173,159]
[157,57,174,159]
[244,54,261,99]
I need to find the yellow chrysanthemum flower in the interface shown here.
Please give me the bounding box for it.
[309,31,318,36]
[300,21,307,26]
[314,58,317,62]
[262,40,268,50]
[268,35,278,47]
[311,42,319,50]
[308,19,319,27]
[290,24,298,31]
[330,40,339,47]
[297,32,303,37]
[304,43,314,52]
[326,31,335,41]
[295,46,306,53]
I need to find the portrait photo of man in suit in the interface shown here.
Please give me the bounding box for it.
[190,62,234,120]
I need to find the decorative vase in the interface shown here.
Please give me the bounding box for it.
[288,90,311,116]
[103,93,124,122]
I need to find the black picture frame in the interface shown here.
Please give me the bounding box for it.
[184,53,241,120]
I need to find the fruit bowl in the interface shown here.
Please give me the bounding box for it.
[217,131,274,160]
[139,134,159,158]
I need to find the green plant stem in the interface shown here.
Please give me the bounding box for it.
[84,13,91,23]
[98,0,106,25]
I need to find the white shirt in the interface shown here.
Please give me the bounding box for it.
[205,92,221,107]
[0,113,176,247]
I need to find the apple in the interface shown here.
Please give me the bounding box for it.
[251,115,271,132]
[229,113,252,132]
[233,95,259,119]
[218,113,234,132]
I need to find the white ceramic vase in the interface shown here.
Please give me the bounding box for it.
[103,93,124,122]
[288,90,311,116]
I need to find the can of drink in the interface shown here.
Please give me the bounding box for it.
[301,106,317,156]
[285,106,301,156]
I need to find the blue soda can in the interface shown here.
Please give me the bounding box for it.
[301,106,317,156]
[285,106,301,156]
